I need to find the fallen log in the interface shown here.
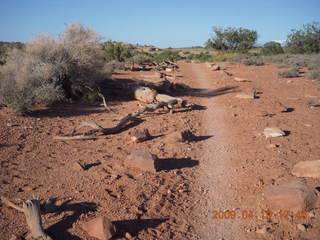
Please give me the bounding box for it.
[53,100,179,140]
[1,196,52,240]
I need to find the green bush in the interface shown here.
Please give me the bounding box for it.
[153,50,182,62]
[206,27,258,52]
[188,51,214,62]
[278,67,300,78]
[286,22,320,54]
[261,41,284,55]
[0,23,111,114]
[103,41,133,62]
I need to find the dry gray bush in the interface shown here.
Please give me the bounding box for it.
[278,67,300,78]
[0,23,111,114]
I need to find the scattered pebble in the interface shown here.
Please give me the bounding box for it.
[297,224,307,232]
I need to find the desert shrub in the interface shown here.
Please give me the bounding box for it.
[0,42,24,65]
[263,54,315,67]
[278,67,300,78]
[188,51,214,62]
[0,23,111,114]
[210,52,237,62]
[307,70,320,80]
[103,41,133,62]
[231,54,264,66]
[286,22,320,54]
[261,41,284,55]
[207,27,258,52]
[308,54,320,70]
[153,50,182,62]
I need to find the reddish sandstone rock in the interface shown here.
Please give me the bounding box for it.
[292,160,320,178]
[264,181,319,211]
[82,216,116,240]
[125,150,158,172]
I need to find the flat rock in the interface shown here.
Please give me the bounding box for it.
[235,93,255,99]
[264,181,319,211]
[292,160,320,178]
[274,101,288,112]
[82,216,116,240]
[125,150,158,172]
[297,224,307,232]
[234,77,249,82]
[263,127,285,138]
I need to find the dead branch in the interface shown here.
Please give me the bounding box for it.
[84,86,112,112]
[1,197,52,240]
[53,100,179,140]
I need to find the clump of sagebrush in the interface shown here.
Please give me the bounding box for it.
[278,67,300,78]
[231,54,264,66]
[0,23,111,114]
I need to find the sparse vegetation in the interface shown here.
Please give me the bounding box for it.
[261,41,284,55]
[0,23,111,114]
[278,67,300,78]
[188,51,214,62]
[231,54,264,66]
[153,50,182,62]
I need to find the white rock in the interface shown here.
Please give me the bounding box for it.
[263,127,285,138]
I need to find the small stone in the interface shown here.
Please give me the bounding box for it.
[292,160,320,178]
[125,150,158,172]
[266,144,279,149]
[304,124,312,127]
[234,77,249,82]
[274,101,288,113]
[256,226,267,234]
[166,131,183,143]
[82,216,117,240]
[264,181,319,211]
[129,129,151,143]
[72,162,84,171]
[263,127,285,138]
[297,224,307,232]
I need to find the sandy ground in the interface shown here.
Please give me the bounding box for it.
[0,62,319,240]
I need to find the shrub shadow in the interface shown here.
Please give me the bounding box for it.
[113,218,169,237]
[29,103,106,118]
[156,157,199,171]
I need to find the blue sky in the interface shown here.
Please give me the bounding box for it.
[0,0,319,48]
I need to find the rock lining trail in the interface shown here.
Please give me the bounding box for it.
[189,63,242,239]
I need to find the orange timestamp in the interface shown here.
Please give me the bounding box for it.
[212,209,308,220]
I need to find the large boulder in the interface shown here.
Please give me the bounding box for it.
[82,216,116,240]
[125,150,158,172]
[264,181,319,211]
[292,160,320,178]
